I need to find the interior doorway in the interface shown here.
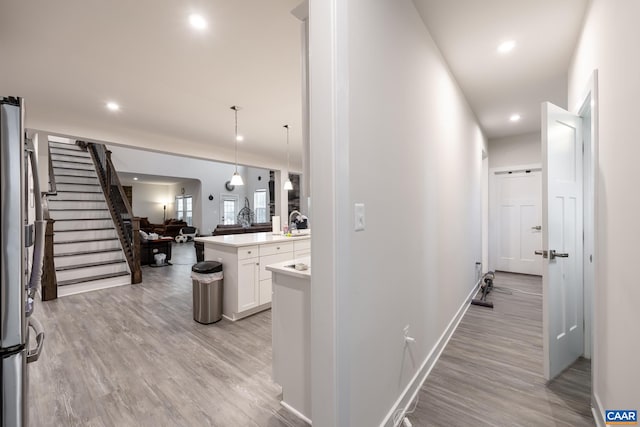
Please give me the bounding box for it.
[489,166,543,275]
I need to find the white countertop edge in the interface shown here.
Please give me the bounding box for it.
[195,231,310,248]
[266,257,311,279]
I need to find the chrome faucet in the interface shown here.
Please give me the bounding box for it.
[289,210,301,231]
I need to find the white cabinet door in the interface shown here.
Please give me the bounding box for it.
[259,278,272,305]
[237,258,260,311]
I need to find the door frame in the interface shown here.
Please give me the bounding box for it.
[568,72,598,419]
[488,163,542,273]
[573,71,598,364]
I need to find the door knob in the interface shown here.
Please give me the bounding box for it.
[549,250,569,259]
[534,250,548,258]
[531,225,542,231]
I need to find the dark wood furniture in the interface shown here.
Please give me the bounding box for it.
[141,238,173,265]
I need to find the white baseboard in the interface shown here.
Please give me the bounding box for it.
[281,400,312,425]
[380,278,482,427]
[58,275,130,297]
[592,392,605,427]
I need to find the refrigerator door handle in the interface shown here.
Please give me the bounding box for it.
[26,317,45,364]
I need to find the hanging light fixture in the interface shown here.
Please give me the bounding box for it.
[283,124,293,191]
[229,105,244,186]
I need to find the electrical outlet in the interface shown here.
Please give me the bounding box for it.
[403,325,416,344]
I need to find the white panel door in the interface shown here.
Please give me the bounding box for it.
[495,170,542,275]
[541,102,584,380]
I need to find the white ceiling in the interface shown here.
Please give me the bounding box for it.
[0,0,303,165]
[413,0,589,140]
[1,0,589,161]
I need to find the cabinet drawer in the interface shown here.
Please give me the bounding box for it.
[260,252,295,281]
[260,241,293,257]
[293,239,310,252]
[294,249,311,258]
[238,245,259,260]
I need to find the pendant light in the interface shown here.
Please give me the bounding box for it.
[230,105,244,186]
[283,124,293,191]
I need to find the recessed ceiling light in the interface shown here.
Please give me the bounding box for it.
[106,102,120,111]
[509,113,521,122]
[236,135,244,142]
[189,14,207,30]
[497,40,516,54]
[133,177,138,181]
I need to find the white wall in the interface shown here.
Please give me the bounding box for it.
[109,145,271,234]
[310,1,485,425]
[568,0,640,416]
[488,131,540,168]
[130,183,173,224]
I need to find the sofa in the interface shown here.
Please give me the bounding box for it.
[139,217,188,238]
[212,223,272,236]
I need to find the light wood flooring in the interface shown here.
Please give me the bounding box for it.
[409,272,594,427]
[31,249,594,427]
[29,242,309,427]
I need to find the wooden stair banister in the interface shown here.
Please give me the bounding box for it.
[83,141,142,284]
[41,142,58,300]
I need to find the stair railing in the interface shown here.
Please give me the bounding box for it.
[40,139,58,300]
[82,141,142,284]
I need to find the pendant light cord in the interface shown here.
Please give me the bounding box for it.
[232,106,239,173]
[284,124,290,176]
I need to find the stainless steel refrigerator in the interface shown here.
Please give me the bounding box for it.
[1,96,46,426]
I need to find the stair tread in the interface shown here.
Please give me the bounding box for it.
[54,189,103,193]
[54,248,122,257]
[51,190,103,194]
[57,271,129,287]
[53,218,112,221]
[50,151,90,157]
[49,198,105,202]
[51,160,92,165]
[54,182,101,186]
[54,227,114,232]
[54,237,118,244]
[53,165,95,170]
[49,208,108,211]
[49,143,81,148]
[55,259,126,271]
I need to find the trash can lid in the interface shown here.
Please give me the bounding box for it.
[192,260,223,273]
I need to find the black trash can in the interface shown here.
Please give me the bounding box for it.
[191,261,223,324]
[194,241,205,262]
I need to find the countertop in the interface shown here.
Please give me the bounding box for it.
[266,257,311,279]
[195,231,310,248]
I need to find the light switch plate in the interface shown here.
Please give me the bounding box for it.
[354,203,365,231]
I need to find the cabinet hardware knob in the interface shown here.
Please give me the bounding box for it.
[248,251,251,254]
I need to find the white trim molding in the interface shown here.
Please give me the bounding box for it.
[380,278,483,427]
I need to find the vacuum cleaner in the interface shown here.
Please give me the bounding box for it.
[471,271,495,308]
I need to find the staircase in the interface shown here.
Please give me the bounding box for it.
[47,139,131,296]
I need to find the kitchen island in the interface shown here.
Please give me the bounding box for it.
[266,258,312,424]
[195,232,310,321]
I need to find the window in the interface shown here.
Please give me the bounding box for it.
[175,195,193,226]
[253,190,267,223]
[221,195,238,225]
